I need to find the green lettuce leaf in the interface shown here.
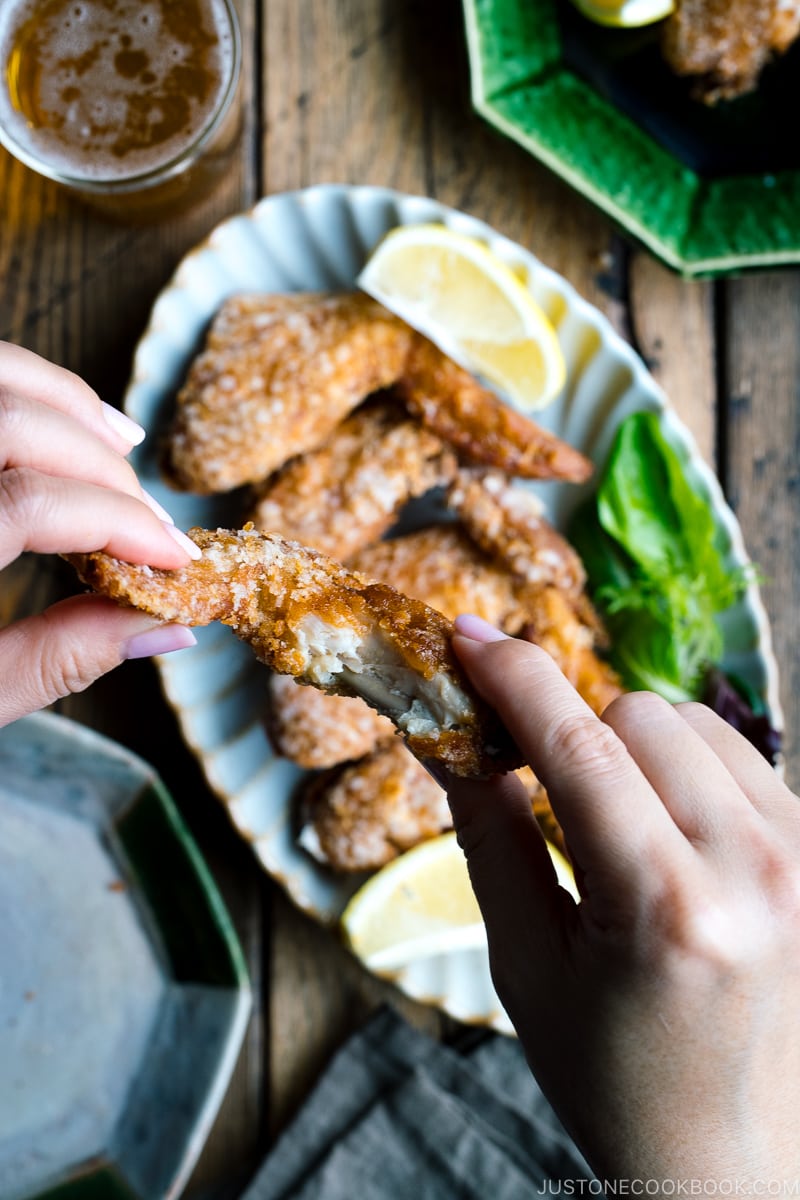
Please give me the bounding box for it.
[570,411,748,701]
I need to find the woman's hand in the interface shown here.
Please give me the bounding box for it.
[448,614,800,1190]
[0,341,198,726]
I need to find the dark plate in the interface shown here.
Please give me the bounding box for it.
[464,0,800,276]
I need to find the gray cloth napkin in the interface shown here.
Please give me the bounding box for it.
[242,1006,594,1200]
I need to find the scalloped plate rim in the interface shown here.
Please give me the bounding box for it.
[122,183,782,1033]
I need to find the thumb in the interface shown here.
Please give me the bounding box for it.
[0,594,195,726]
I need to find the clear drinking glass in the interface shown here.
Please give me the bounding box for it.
[0,0,242,218]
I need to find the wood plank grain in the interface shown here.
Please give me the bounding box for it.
[628,251,716,465]
[262,0,427,195]
[723,271,800,792]
[267,887,450,1139]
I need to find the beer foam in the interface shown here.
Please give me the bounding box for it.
[0,0,235,182]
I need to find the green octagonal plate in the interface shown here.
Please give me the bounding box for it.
[464,0,800,277]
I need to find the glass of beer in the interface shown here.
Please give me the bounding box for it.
[0,0,242,218]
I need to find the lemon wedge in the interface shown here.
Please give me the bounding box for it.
[357,223,566,411]
[341,830,578,973]
[570,0,674,27]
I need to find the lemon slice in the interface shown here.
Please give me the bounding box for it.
[571,0,674,27]
[357,223,566,411]
[341,831,578,973]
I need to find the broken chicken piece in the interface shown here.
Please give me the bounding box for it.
[68,526,522,778]
[268,526,527,774]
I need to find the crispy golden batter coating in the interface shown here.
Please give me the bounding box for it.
[165,293,414,493]
[269,526,525,774]
[352,523,619,715]
[268,521,618,779]
[68,526,522,778]
[662,0,800,101]
[267,674,392,769]
[350,525,528,631]
[396,336,593,484]
[250,398,456,560]
[521,586,624,717]
[447,469,587,598]
[298,738,451,873]
[163,291,593,494]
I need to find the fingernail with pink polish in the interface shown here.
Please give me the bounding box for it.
[164,524,202,559]
[453,614,509,644]
[123,624,197,660]
[141,488,175,524]
[102,401,146,446]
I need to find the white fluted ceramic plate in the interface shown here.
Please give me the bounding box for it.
[125,184,781,1035]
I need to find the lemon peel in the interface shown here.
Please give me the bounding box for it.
[341,830,578,972]
[571,0,675,28]
[357,223,566,411]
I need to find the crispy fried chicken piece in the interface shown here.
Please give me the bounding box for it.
[269,521,620,773]
[521,586,624,716]
[353,523,620,713]
[662,0,800,102]
[250,397,457,560]
[350,525,529,631]
[164,292,592,494]
[298,738,452,872]
[68,526,522,778]
[269,526,526,773]
[165,293,414,493]
[446,469,587,598]
[267,673,393,769]
[395,336,592,484]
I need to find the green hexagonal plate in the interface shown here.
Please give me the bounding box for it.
[464,0,800,277]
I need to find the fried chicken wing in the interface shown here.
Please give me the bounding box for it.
[163,292,592,494]
[350,524,528,631]
[521,586,624,716]
[662,0,800,102]
[298,738,451,873]
[446,469,587,598]
[396,336,592,484]
[68,526,522,778]
[267,673,392,769]
[164,293,414,493]
[250,398,456,560]
[351,523,620,715]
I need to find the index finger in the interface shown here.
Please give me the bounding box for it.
[451,620,682,891]
[0,341,145,452]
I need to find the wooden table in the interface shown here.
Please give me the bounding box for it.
[1,2,798,1195]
